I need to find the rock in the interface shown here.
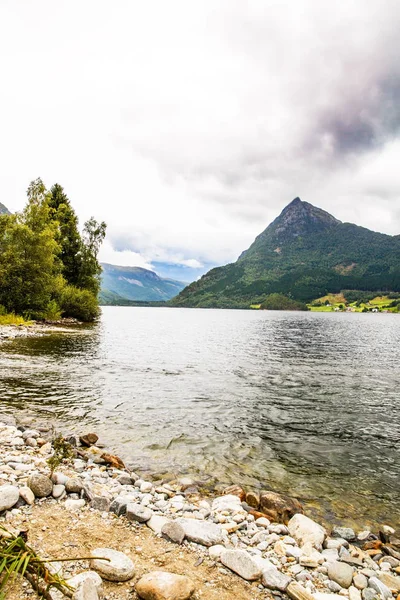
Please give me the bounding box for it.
[324,538,349,550]
[261,563,292,591]
[256,517,271,528]
[362,588,378,600]
[286,581,315,600]
[65,499,86,510]
[52,472,69,485]
[288,514,326,550]
[377,572,400,593]
[110,495,128,516]
[223,485,246,501]
[126,503,153,523]
[246,491,260,509]
[349,586,362,600]
[65,478,83,494]
[148,515,170,535]
[67,571,103,594]
[100,453,125,469]
[117,475,133,485]
[177,518,224,547]
[369,577,392,599]
[332,527,356,541]
[28,474,53,498]
[19,486,35,506]
[220,549,262,581]
[353,573,368,590]
[140,481,153,493]
[0,485,19,511]
[72,579,99,600]
[260,490,303,524]
[91,496,111,512]
[327,561,354,589]
[52,485,66,499]
[208,545,225,560]
[90,547,135,582]
[136,571,195,600]
[79,433,99,447]
[162,521,186,544]
[212,494,243,513]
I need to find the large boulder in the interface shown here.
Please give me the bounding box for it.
[177,518,224,547]
[90,548,135,582]
[136,571,195,600]
[0,485,19,511]
[220,549,262,581]
[287,513,326,550]
[260,491,303,524]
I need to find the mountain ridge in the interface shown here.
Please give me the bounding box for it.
[171,198,400,308]
[0,202,10,215]
[100,262,186,303]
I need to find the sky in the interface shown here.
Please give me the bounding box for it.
[1,1,400,282]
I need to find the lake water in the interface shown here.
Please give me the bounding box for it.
[1,307,399,528]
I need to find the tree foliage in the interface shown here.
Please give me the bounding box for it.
[0,178,106,321]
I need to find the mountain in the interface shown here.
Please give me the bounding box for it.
[99,263,187,304]
[0,202,10,215]
[171,197,400,308]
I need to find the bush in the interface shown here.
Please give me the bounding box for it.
[59,285,99,322]
[260,293,308,311]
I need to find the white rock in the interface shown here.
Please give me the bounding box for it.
[348,586,362,600]
[72,579,99,600]
[90,547,135,582]
[0,485,20,511]
[52,485,66,499]
[256,517,271,528]
[19,486,35,505]
[140,481,153,493]
[67,571,103,594]
[147,515,170,534]
[65,499,86,510]
[220,549,262,581]
[177,518,224,547]
[212,495,243,513]
[208,545,225,560]
[288,514,326,550]
[368,578,392,600]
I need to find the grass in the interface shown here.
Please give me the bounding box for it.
[0,313,27,326]
[308,294,399,313]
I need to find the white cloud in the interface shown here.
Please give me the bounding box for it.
[1,0,400,275]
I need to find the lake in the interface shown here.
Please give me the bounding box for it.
[0,307,399,528]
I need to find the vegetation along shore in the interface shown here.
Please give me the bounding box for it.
[0,419,399,600]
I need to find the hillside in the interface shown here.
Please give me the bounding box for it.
[100,263,186,303]
[0,202,10,215]
[171,198,400,308]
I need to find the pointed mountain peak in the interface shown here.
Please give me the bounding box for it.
[271,198,341,239]
[0,202,11,215]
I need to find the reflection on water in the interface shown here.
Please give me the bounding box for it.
[1,307,399,528]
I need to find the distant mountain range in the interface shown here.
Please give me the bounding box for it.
[0,202,10,215]
[99,263,187,304]
[171,197,400,308]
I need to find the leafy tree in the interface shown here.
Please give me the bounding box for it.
[48,184,82,287]
[76,217,107,295]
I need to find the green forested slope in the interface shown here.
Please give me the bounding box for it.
[171,198,400,307]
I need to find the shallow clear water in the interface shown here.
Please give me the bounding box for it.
[1,307,399,528]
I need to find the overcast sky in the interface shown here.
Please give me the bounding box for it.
[1,1,400,280]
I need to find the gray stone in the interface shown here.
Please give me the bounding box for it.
[0,485,19,511]
[177,518,224,547]
[126,503,153,523]
[91,496,110,512]
[161,521,185,544]
[117,475,132,485]
[324,538,349,550]
[353,573,368,590]
[28,474,53,498]
[369,578,392,599]
[362,588,378,600]
[90,547,135,582]
[328,581,342,593]
[72,579,99,600]
[287,514,326,550]
[52,484,66,499]
[332,527,356,541]
[67,571,103,594]
[327,561,354,588]
[110,495,127,516]
[220,549,262,581]
[19,486,35,506]
[376,572,400,593]
[262,564,291,591]
[135,571,195,600]
[65,478,83,494]
[147,515,170,535]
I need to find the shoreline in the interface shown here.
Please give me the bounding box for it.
[0,422,399,600]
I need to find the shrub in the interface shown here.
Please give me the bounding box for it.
[59,285,99,322]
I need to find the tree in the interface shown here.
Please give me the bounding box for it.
[0,178,63,318]
[77,217,107,295]
[48,184,82,287]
